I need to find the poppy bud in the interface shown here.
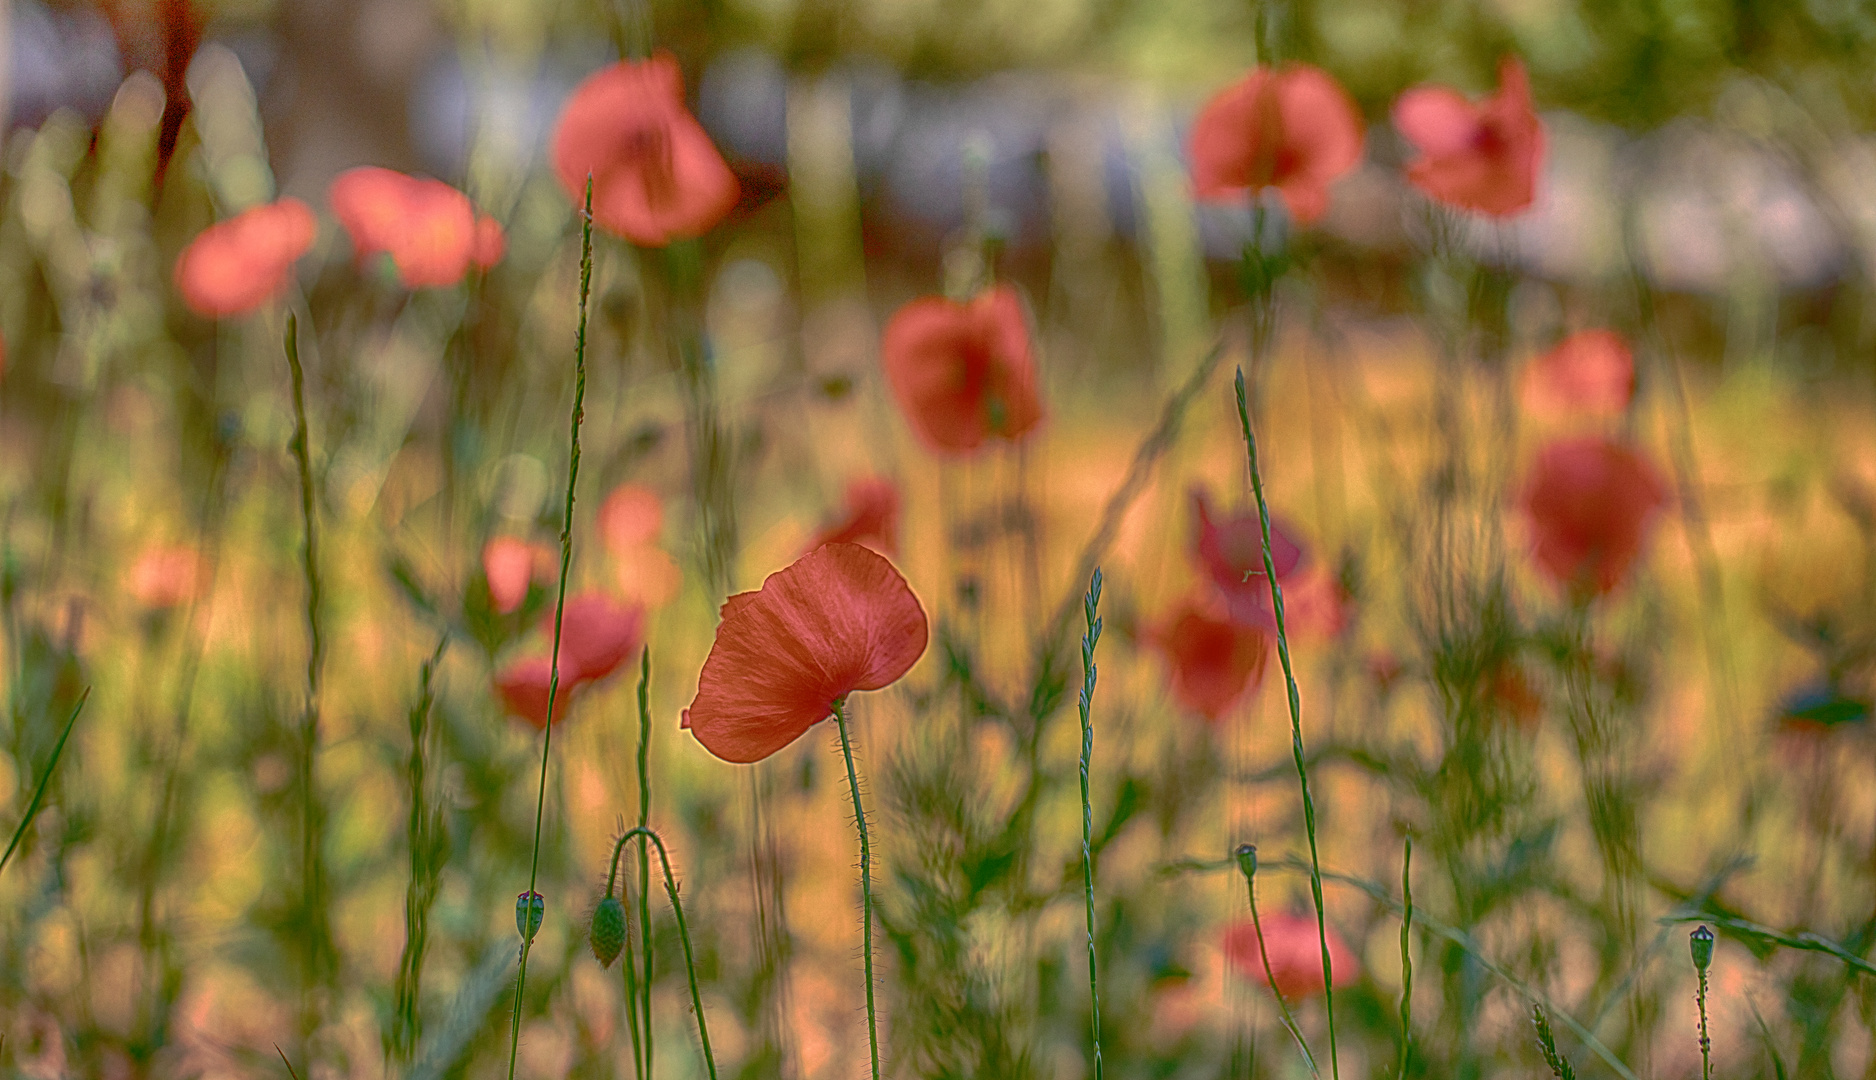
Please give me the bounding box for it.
[591,895,627,967]
[516,890,545,943]
[1690,925,1714,972]
[1234,843,1258,878]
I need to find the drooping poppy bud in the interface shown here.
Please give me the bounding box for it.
[1521,329,1634,421]
[683,543,928,763]
[1223,912,1360,998]
[1190,488,1306,630]
[882,286,1043,456]
[1152,592,1270,722]
[1189,64,1365,225]
[173,198,317,318]
[1393,56,1545,217]
[590,894,627,967]
[1519,436,1668,597]
[809,477,901,555]
[550,52,740,246]
[329,167,501,288]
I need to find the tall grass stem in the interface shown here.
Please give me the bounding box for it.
[1396,836,1414,1080]
[607,826,719,1080]
[1235,844,1319,1077]
[1077,568,1105,1080]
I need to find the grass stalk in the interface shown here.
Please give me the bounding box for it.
[283,313,333,1052]
[391,633,450,1065]
[504,173,595,1080]
[637,648,655,1078]
[1396,835,1414,1080]
[606,826,719,1080]
[1077,568,1105,1080]
[832,698,882,1080]
[1234,844,1319,1077]
[1234,365,1340,1080]
[0,687,90,879]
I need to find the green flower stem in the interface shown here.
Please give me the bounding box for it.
[506,174,595,1080]
[1235,365,1340,1080]
[605,826,720,1080]
[832,698,882,1080]
[637,648,654,1079]
[1077,568,1105,1080]
[1396,836,1414,1080]
[1235,845,1319,1078]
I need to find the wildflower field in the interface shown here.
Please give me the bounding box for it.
[4,0,1876,1077]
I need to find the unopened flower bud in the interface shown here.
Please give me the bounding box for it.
[516,890,545,943]
[591,895,626,967]
[1690,925,1714,972]
[1233,843,1257,878]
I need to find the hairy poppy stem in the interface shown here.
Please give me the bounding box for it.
[637,648,655,1080]
[506,173,595,1080]
[1077,568,1105,1080]
[604,826,720,1080]
[1235,844,1319,1077]
[832,698,882,1080]
[1235,366,1340,1080]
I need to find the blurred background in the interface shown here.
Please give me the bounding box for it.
[4,0,1876,1078]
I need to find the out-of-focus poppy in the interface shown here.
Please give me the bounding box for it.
[1190,488,1305,630]
[810,477,901,555]
[127,544,202,609]
[550,52,740,246]
[173,198,317,318]
[1393,56,1544,217]
[1223,912,1360,999]
[1522,329,1634,420]
[1484,659,1543,727]
[683,543,928,763]
[1189,64,1365,225]
[1152,592,1270,722]
[482,537,539,615]
[882,286,1043,455]
[599,484,664,555]
[1519,436,1668,597]
[329,167,503,288]
[494,656,579,729]
[543,593,645,683]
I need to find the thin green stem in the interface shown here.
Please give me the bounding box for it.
[1396,836,1414,1080]
[0,688,89,878]
[506,173,595,1080]
[1697,967,1712,1080]
[832,698,882,1080]
[1235,845,1319,1078]
[1235,365,1339,1080]
[391,633,450,1064]
[637,647,654,1080]
[1077,568,1105,1080]
[606,826,719,1080]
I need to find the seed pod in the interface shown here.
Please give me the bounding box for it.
[591,895,627,967]
[516,890,545,943]
[1690,925,1714,972]
[1233,843,1257,878]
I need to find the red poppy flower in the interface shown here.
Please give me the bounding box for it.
[683,543,928,763]
[599,484,665,555]
[550,52,740,246]
[1522,329,1634,420]
[127,544,202,609]
[173,198,317,318]
[1519,436,1668,596]
[882,286,1043,455]
[1223,912,1359,999]
[328,167,503,288]
[1153,592,1270,722]
[810,477,901,555]
[1393,56,1544,217]
[1190,64,1365,225]
[494,656,579,729]
[1191,488,1305,630]
[482,537,539,615]
[543,593,645,683]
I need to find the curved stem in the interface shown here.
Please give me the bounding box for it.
[1236,846,1319,1078]
[833,699,882,1080]
[606,826,719,1080]
[1236,366,1340,1080]
[506,174,595,1080]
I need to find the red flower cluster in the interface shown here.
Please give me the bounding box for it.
[173,198,317,318]
[494,593,645,728]
[1189,64,1365,224]
[882,286,1043,455]
[551,52,740,246]
[1521,329,1635,421]
[684,544,927,763]
[1519,436,1668,597]
[329,167,505,288]
[1393,57,1545,217]
[809,477,901,555]
[1223,912,1360,999]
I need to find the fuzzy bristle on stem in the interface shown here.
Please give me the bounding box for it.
[505,172,595,1080]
